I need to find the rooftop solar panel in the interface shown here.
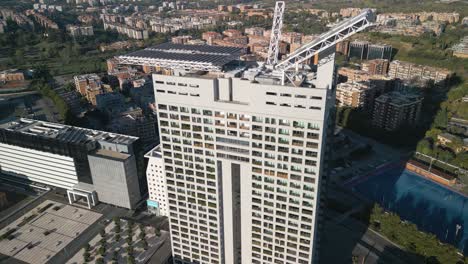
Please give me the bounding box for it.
[119,42,242,70]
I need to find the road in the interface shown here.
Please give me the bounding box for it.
[331,127,406,184]
[320,208,418,264]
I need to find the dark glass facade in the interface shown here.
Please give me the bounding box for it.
[0,128,93,184]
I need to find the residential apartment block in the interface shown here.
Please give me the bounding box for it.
[361,59,389,75]
[126,41,336,264]
[67,25,94,37]
[74,74,113,106]
[388,60,452,87]
[336,82,375,108]
[103,21,149,40]
[372,91,423,131]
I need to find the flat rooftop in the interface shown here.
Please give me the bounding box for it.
[118,42,242,72]
[0,118,138,146]
[92,148,130,160]
[144,144,161,159]
[0,200,102,264]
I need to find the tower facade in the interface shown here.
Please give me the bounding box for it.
[153,69,335,264]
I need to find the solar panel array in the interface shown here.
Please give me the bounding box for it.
[121,42,242,68]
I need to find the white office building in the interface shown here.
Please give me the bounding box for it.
[0,119,145,209]
[145,145,168,216]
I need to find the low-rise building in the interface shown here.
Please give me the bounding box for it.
[340,7,363,17]
[172,35,192,44]
[67,25,94,37]
[223,29,242,38]
[202,31,222,45]
[372,91,423,131]
[144,145,168,216]
[451,36,468,58]
[245,27,264,36]
[0,69,24,83]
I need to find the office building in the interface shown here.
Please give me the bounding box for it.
[145,145,168,216]
[367,44,392,60]
[0,119,145,209]
[372,91,423,131]
[348,40,368,59]
[348,41,392,60]
[121,42,336,264]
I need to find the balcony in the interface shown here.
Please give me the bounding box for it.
[292,131,304,137]
[277,172,288,179]
[239,115,250,121]
[252,134,262,140]
[239,124,250,130]
[292,140,303,147]
[307,133,319,140]
[252,125,262,132]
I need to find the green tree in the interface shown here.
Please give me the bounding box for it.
[83,251,90,262]
[433,107,448,129]
[100,229,106,238]
[452,152,468,169]
[416,139,433,155]
[435,147,455,162]
[98,245,106,256]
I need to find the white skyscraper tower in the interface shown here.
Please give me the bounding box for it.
[116,8,374,264]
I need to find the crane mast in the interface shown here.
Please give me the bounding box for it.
[265,1,285,67]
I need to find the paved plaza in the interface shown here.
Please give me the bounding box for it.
[0,200,102,264]
[67,218,168,264]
